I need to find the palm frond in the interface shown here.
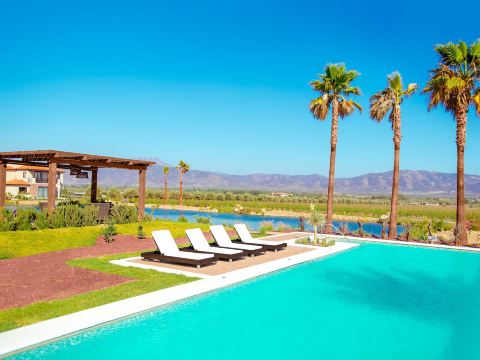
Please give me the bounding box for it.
[369,89,394,122]
[338,99,362,118]
[344,86,361,96]
[309,95,330,120]
[387,71,403,92]
[404,83,418,96]
[469,40,480,60]
[446,76,466,90]
[435,42,465,65]
[472,89,480,116]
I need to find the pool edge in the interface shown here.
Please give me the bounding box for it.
[0,241,357,357]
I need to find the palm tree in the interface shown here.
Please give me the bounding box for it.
[423,40,480,246]
[177,160,190,206]
[163,166,169,205]
[309,63,362,232]
[370,72,418,239]
[308,204,325,244]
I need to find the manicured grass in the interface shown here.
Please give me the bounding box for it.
[0,226,101,259]
[115,220,209,240]
[0,251,197,332]
[0,220,209,259]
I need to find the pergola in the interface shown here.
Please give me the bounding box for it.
[0,150,155,218]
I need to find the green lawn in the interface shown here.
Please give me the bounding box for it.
[0,220,211,331]
[0,252,197,332]
[0,226,101,259]
[0,219,209,259]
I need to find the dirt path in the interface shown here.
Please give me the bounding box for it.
[0,232,217,310]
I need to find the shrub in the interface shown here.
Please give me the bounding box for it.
[109,205,138,224]
[319,237,336,247]
[31,211,49,230]
[194,216,211,224]
[83,206,99,226]
[47,208,67,229]
[431,219,453,232]
[410,222,429,241]
[259,221,274,236]
[137,225,147,239]
[277,222,292,232]
[15,208,38,231]
[102,223,117,243]
[63,205,85,227]
[178,215,188,223]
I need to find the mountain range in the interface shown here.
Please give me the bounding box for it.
[64,159,480,196]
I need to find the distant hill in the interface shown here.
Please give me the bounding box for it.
[64,160,480,196]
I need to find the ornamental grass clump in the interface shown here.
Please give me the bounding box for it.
[102,223,117,243]
[109,205,138,224]
[259,221,274,236]
[308,204,325,244]
[194,216,211,224]
[137,225,147,240]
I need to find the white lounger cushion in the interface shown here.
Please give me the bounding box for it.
[186,228,242,255]
[210,225,262,251]
[151,230,214,260]
[234,224,279,245]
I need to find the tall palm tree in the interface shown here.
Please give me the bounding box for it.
[309,63,362,232]
[370,72,418,239]
[177,160,190,206]
[423,40,480,246]
[163,166,169,205]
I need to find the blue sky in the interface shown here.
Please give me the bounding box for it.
[0,0,479,177]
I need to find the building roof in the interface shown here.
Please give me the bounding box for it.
[6,179,31,186]
[0,150,155,171]
[6,165,64,173]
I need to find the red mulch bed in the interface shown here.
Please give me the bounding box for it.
[0,233,200,311]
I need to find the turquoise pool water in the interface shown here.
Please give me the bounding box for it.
[10,243,480,359]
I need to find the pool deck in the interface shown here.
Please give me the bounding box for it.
[0,235,357,357]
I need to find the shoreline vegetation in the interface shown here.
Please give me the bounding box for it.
[8,186,480,226]
[6,187,480,246]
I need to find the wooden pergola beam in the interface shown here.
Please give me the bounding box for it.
[91,168,98,203]
[53,158,148,170]
[47,162,57,213]
[0,162,6,208]
[138,169,146,220]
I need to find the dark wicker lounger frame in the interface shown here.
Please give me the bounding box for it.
[141,250,217,268]
[240,241,287,252]
[183,246,246,262]
[220,242,266,257]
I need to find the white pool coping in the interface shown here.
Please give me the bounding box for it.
[326,234,480,253]
[0,241,357,357]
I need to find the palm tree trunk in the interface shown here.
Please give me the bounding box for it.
[164,174,168,205]
[325,98,339,233]
[179,172,183,207]
[388,106,401,239]
[455,108,468,246]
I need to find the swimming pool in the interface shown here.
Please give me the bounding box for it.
[9,242,480,359]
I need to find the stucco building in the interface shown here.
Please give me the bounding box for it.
[5,165,64,198]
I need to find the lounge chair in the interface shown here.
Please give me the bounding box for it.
[185,228,245,262]
[210,225,265,257]
[234,223,287,252]
[141,230,217,268]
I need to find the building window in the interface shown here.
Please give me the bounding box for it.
[23,172,27,178]
[37,187,48,198]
